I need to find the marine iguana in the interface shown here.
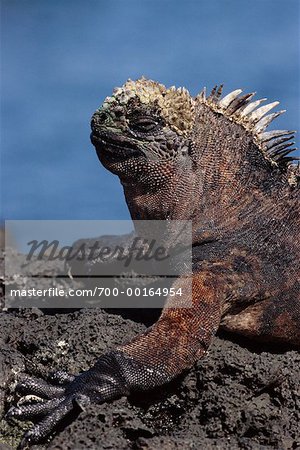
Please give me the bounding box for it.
[7,78,300,447]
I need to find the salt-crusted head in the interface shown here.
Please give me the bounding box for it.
[91,77,195,181]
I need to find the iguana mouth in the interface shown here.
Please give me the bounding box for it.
[91,131,143,159]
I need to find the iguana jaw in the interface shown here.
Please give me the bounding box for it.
[91,130,144,161]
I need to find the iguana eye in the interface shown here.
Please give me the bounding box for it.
[129,117,159,133]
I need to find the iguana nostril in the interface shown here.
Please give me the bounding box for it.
[91,112,108,128]
[98,111,108,122]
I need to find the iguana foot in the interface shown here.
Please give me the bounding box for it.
[7,353,129,447]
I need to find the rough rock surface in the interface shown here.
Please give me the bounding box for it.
[0,304,299,450]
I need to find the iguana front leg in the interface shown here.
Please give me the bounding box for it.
[7,267,239,447]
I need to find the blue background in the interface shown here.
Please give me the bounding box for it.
[2,0,299,221]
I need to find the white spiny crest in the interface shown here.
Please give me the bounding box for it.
[196,85,298,178]
[219,89,242,109]
[260,129,295,142]
[239,98,266,117]
[247,101,279,122]
[197,87,206,101]
[253,111,286,133]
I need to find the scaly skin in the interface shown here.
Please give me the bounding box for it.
[7,78,300,447]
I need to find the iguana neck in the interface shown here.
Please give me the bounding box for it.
[122,104,286,228]
[122,162,198,221]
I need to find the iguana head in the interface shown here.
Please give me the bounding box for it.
[91,77,195,184]
[91,77,298,193]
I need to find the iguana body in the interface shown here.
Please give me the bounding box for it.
[7,78,300,447]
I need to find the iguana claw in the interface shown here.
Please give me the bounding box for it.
[7,353,128,447]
